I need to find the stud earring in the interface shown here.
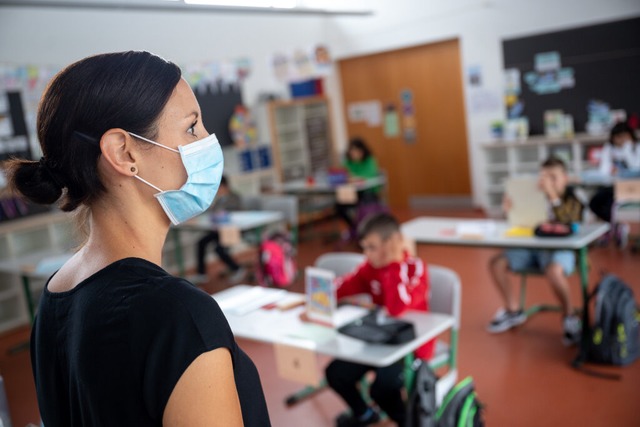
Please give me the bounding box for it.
[130,166,136,173]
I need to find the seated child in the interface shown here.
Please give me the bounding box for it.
[324,212,434,427]
[194,175,246,284]
[336,137,383,241]
[588,121,640,247]
[487,156,585,346]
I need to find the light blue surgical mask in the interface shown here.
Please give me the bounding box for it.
[128,131,224,225]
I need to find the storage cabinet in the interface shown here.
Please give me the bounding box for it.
[482,133,608,216]
[0,210,215,333]
[268,97,335,182]
[0,211,76,333]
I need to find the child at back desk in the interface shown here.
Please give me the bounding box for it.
[488,156,585,346]
[323,212,434,427]
[588,122,640,247]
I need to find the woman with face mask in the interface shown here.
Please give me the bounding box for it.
[5,51,270,426]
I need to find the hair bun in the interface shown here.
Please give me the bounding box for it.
[39,157,66,190]
[4,158,63,205]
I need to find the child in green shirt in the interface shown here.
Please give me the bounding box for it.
[337,138,381,240]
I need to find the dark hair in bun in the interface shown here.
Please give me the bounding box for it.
[3,50,181,212]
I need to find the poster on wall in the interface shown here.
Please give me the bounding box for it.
[400,89,416,143]
[182,57,252,95]
[504,68,524,119]
[524,51,575,95]
[384,103,400,138]
[228,104,257,149]
[467,65,483,87]
[347,101,381,127]
[0,64,60,157]
[271,44,333,83]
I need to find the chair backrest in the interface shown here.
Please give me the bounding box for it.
[314,252,366,277]
[428,265,461,329]
[240,195,262,210]
[260,194,299,227]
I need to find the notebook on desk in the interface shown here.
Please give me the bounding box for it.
[505,177,548,228]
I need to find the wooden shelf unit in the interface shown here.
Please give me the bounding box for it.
[267,96,336,183]
[482,133,608,216]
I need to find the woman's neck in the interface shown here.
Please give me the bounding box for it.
[83,197,169,267]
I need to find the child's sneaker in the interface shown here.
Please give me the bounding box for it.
[616,223,630,249]
[562,315,582,347]
[228,267,247,285]
[486,308,526,333]
[336,408,380,427]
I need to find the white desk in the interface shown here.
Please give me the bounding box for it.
[401,216,610,366]
[170,210,285,277]
[276,175,387,196]
[401,217,609,250]
[178,211,284,232]
[213,285,454,368]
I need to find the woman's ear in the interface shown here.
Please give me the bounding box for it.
[100,129,138,177]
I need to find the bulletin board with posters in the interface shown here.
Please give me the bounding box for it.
[502,16,640,135]
[0,91,50,222]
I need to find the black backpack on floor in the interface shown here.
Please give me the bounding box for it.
[587,274,640,366]
[405,360,438,427]
[405,361,484,427]
[435,377,484,427]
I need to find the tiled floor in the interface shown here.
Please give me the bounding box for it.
[1,209,639,426]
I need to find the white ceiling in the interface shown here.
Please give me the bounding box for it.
[0,0,373,15]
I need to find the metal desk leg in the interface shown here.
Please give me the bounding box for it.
[573,246,590,367]
[284,378,328,407]
[21,275,36,324]
[578,246,589,308]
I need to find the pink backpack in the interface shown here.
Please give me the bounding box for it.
[257,232,297,287]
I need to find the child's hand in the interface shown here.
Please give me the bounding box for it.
[538,172,559,200]
[402,237,417,256]
[298,311,311,323]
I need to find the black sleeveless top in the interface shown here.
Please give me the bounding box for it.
[31,257,270,426]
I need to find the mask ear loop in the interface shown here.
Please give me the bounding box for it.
[133,174,164,193]
[128,132,179,153]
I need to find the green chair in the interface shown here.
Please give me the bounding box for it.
[407,265,460,405]
[259,194,299,245]
[516,268,565,318]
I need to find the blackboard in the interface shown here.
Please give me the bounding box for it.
[193,81,243,147]
[502,16,640,135]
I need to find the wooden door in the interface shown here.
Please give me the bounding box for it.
[338,39,470,209]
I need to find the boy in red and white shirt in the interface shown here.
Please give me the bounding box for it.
[326,213,433,427]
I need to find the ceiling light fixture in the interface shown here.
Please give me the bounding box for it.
[183,0,296,8]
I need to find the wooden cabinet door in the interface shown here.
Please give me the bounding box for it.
[339,39,470,209]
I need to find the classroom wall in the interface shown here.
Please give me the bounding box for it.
[2,1,639,206]
[0,6,328,104]
[326,0,640,207]
[0,5,330,174]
